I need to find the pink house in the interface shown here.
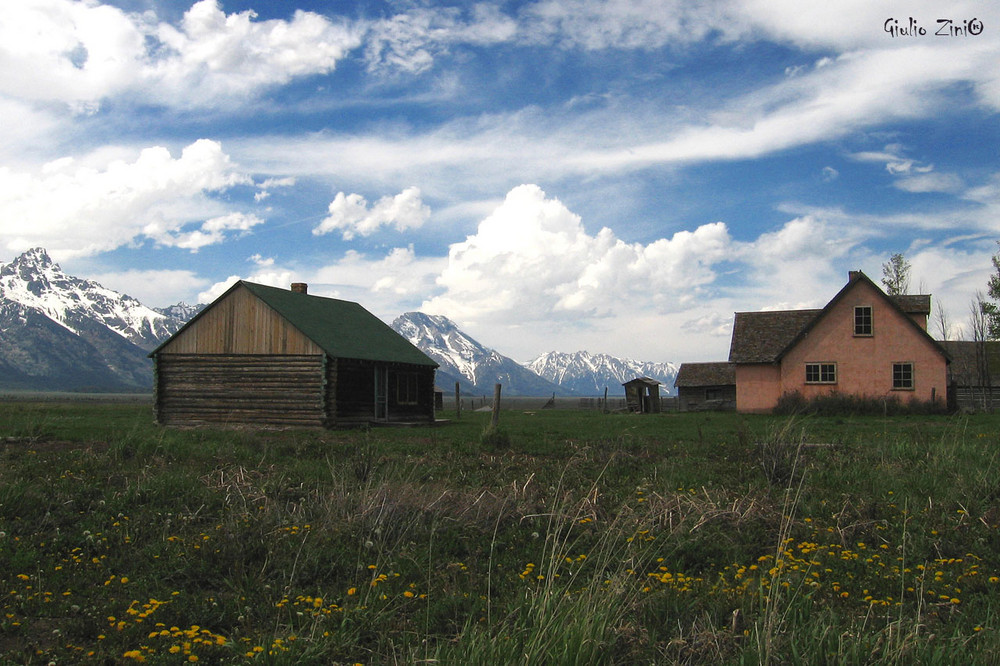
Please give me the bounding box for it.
[728,271,950,413]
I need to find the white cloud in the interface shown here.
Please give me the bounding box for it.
[148,212,265,251]
[0,0,146,106]
[254,176,296,202]
[521,0,743,50]
[364,4,517,74]
[895,172,964,194]
[85,268,211,308]
[0,139,254,258]
[421,184,733,324]
[151,0,361,105]
[313,187,430,240]
[197,245,445,319]
[0,0,362,111]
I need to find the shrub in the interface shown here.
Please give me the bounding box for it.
[479,424,511,450]
[774,390,948,416]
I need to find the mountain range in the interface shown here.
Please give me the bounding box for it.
[0,248,677,395]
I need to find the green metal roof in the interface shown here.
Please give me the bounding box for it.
[235,282,437,366]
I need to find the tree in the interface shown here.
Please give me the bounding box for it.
[881,253,911,295]
[970,292,994,408]
[933,297,952,341]
[986,242,1000,339]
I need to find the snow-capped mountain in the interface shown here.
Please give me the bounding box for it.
[155,302,205,321]
[1,248,184,350]
[0,248,194,391]
[391,312,573,396]
[527,350,679,396]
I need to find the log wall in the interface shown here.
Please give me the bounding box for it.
[155,354,327,427]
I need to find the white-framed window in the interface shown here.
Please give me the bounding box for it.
[892,362,914,390]
[805,363,837,384]
[854,305,873,336]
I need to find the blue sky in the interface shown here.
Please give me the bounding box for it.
[1,0,998,363]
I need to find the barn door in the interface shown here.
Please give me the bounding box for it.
[374,367,388,420]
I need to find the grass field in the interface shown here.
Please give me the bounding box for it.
[2,402,1000,664]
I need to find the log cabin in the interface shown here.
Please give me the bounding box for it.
[149,281,438,427]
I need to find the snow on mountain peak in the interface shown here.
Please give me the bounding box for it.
[0,247,183,349]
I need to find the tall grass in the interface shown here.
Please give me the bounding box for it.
[2,404,1000,663]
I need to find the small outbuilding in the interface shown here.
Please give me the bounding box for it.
[940,340,1000,411]
[149,281,438,427]
[674,362,736,411]
[623,377,662,413]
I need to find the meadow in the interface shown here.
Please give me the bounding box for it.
[2,401,1000,664]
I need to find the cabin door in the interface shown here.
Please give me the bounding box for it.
[374,367,388,421]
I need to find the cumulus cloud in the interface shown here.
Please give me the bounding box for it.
[0,139,254,258]
[313,187,430,240]
[0,0,361,111]
[152,0,361,105]
[421,184,732,323]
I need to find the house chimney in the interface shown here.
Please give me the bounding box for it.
[291,282,308,294]
[848,270,862,282]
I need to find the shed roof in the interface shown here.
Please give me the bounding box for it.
[674,362,736,387]
[153,281,438,367]
[623,377,661,387]
[940,341,1000,386]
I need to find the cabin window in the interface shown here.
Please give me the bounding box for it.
[892,362,914,390]
[805,363,837,384]
[854,305,873,336]
[396,372,420,405]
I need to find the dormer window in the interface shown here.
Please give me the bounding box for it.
[854,306,873,336]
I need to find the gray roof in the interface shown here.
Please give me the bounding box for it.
[674,362,736,387]
[623,377,661,387]
[940,340,1000,386]
[728,309,821,364]
[728,271,947,365]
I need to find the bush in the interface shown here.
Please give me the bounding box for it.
[773,390,948,416]
[479,424,511,450]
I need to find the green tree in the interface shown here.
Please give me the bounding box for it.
[881,253,911,295]
[985,242,1000,339]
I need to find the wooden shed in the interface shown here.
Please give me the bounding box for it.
[623,377,661,413]
[149,281,438,427]
[674,362,736,411]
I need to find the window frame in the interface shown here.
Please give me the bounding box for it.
[805,362,837,385]
[396,372,420,405]
[892,362,914,391]
[854,305,873,336]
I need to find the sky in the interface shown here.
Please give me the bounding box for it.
[1,0,999,364]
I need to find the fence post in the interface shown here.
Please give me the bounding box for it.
[491,383,502,428]
[455,382,461,420]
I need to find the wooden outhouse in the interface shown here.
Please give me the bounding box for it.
[149,281,438,427]
[623,377,661,413]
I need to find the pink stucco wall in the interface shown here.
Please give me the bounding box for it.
[735,364,782,413]
[737,280,947,412]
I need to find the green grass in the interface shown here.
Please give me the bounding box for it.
[2,403,1000,663]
